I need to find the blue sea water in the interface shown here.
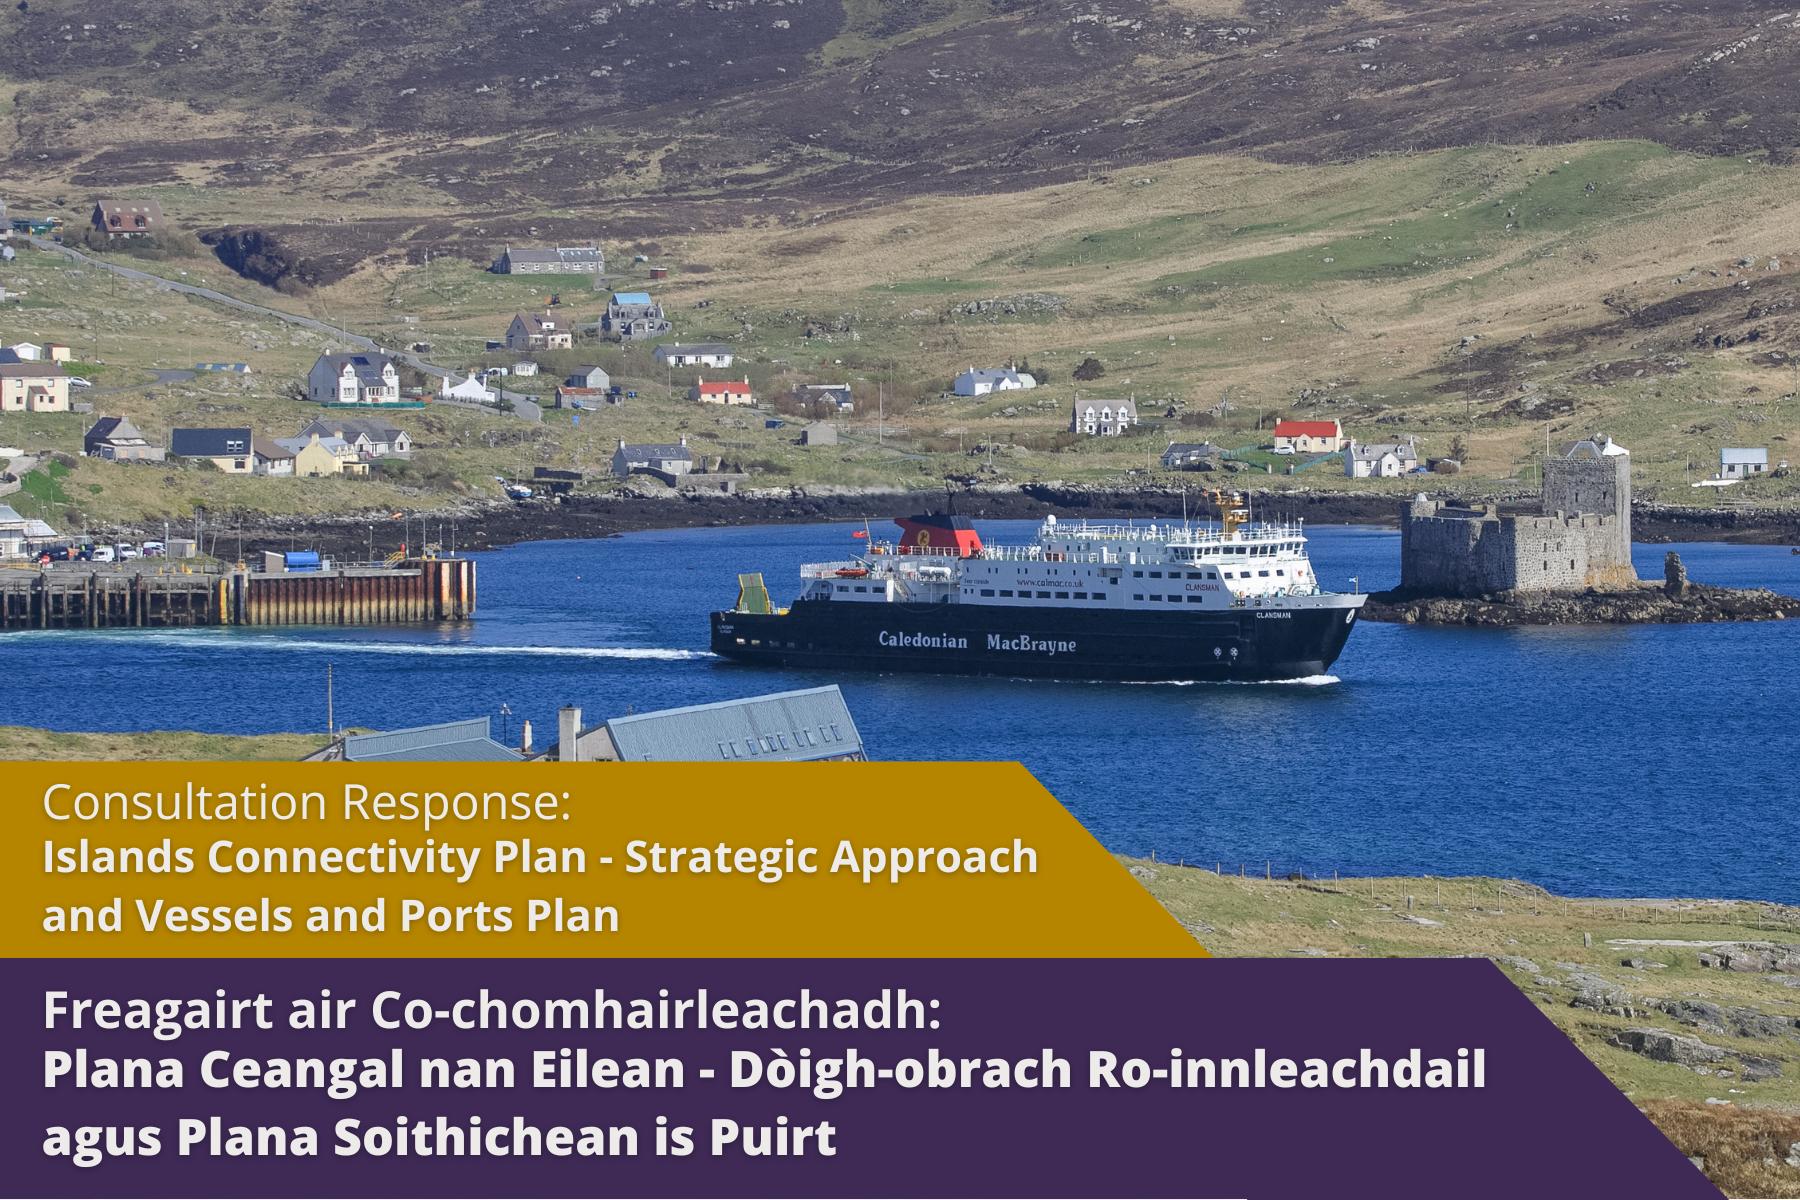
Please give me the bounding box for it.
[2,520,1796,902]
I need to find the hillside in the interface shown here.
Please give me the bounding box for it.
[3,0,1800,283]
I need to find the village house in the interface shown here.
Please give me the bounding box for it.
[1719,448,1769,480]
[44,343,71,363]
[653,341,735,369]
[91,198,166,240]
[252,437,296,477]
[0,361,71,413]
[1070,397,1138,436]
[1161,442,1224,470]
[612,437,693,480]
[4,342,43,362]
[953,366,1036,397]
[170,427,254,473]
[276,433,365,477]
[600,291,672,342]
[1272,418,1344,454]
[1345,437,1421,479]
[491,245,605,275]
[504,311,575,352]
[307,351,401,405]
[440,372,496,403]
[566,365,611,391]
[84,416,165,461]
[295,417,411,460]
[692,376,754,406]
[795,383,855,414]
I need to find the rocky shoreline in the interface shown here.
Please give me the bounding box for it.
[1363,581,1796,627]
[165,483,1800,559]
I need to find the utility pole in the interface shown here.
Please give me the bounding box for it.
[878,380,885,446]
[325,662,335,736]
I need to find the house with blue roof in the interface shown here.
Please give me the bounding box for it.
[601,291,671,342]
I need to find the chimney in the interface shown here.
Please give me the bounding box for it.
[679,436,687,447]
[520,719,533,755]
[617,438,626,450]
[558,706,582,763]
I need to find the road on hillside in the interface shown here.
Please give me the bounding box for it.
[24,237,543,422]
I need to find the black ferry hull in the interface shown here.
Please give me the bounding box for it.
[710,599,1361,682]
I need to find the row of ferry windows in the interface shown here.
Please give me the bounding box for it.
[974,589,1110,601]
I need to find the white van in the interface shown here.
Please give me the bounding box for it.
[90,545,116,563]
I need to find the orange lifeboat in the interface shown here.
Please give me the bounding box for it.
[835,567,871,578]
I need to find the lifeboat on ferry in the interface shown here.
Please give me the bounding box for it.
[835,567,871,578]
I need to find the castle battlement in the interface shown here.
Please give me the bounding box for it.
[1399,436,1636,597]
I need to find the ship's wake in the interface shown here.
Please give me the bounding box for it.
[1128,674,1342,687]
[0,630,712,661]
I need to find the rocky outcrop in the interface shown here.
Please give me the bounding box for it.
[1694,943,1800,975]
[1364,583,1794,627]
[1610,1027,1728,1067]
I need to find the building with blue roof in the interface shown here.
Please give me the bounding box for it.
[602,291,671,342]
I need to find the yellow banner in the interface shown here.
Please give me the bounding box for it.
[6,761,1205,959]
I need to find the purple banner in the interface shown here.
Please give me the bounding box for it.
[3,959,1713,1198]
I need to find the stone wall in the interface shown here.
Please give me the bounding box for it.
[1400,502,1634,597]
[1542,452,1631,566]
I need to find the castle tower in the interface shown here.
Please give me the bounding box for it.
[1542,433,1631,573]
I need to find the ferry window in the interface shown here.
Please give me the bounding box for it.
[1207,571,1217,580]
[829,723,843,741]
[854,585,868,592]
[1258,570,1269,578]
[836,585,849,593]
[1276,570,1285,577]
[1030,591,1045,598]
[999,589,1014,597]
[734,637,746,645]
[1132,570,1143,578]
[1133,593,1144,601]
[980,588,995,597]
[1149,571,1162,578]
[1188,572,1202,580]
[1188,595,1204,603]
[1055,591,1069,599]
[718,742,730,759]
[778,733,790,750]
[761,737,775,753]
[1074,592,1088,600]
[1093,592,1106,601]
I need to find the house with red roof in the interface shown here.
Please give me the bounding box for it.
[691,376,754,406]
[1272,418,1343,454]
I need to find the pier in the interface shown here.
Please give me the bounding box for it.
[0,559,476,629]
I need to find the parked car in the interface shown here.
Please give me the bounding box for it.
[141,540,166,557]
[89,545,116,563]
[116,543,139,560]
[1271,445,1296,455]
[68,377,92,388]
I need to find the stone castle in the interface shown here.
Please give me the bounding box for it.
[1399,435,1637,597]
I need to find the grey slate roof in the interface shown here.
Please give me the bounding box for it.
[170,427,252,458]
[319,351,394,386]
[86,416,148,444]
[617,442,693,461]
[604,686,863,762]
[1349,440,1419,462]
[299,416,403,442]
[340,718,522,763]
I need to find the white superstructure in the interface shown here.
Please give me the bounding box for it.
[797,515,1344,614]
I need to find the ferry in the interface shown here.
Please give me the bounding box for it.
[709,499,1366,682]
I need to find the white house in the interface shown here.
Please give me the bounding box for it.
[953,366,1036,397]
[308,352,400,405]
[504,311,574,352]
[440,372,497,403]
[612,437,694,479]
[653,342,735,369]
[1719,448,1769,480]
[1345,438,1421,479]
[1070,397,1137,436]
[5,342,43,362]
